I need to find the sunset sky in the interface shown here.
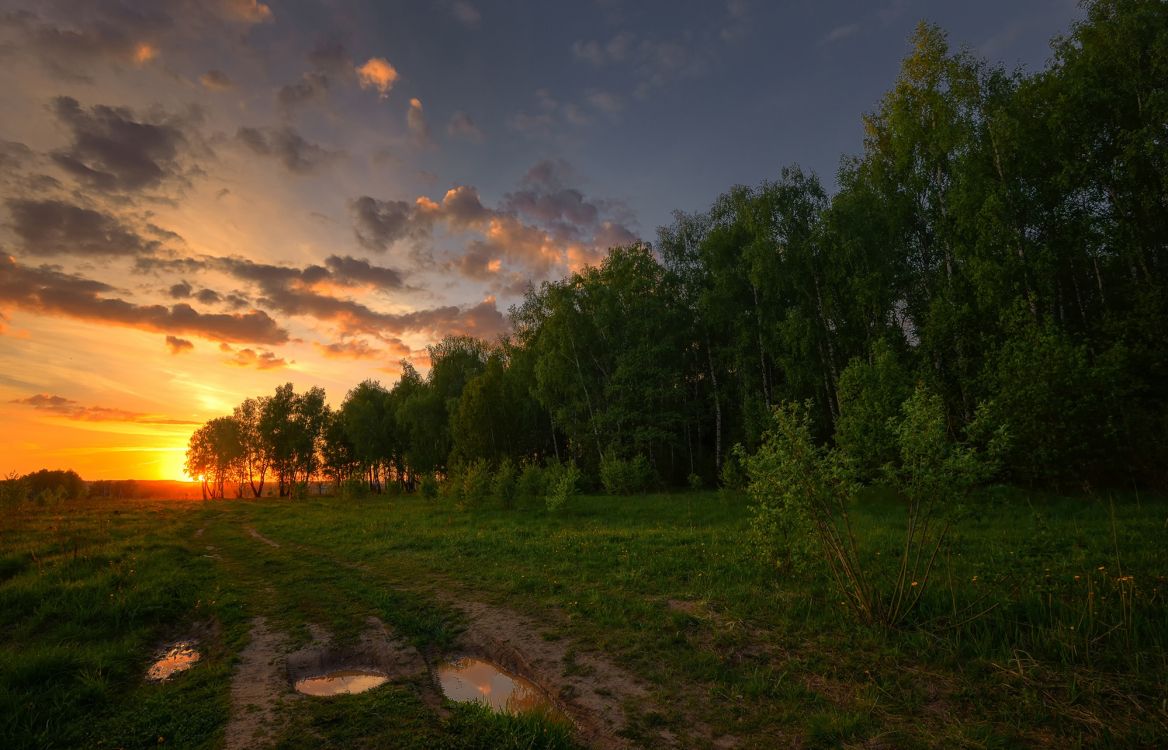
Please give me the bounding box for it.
[0,0,1081,480]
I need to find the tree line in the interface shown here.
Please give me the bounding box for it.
[187,1,1168,497]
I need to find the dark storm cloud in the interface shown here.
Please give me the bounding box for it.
[0,256,289,344]
[350,196,423,251]
[5,198,160,257]
[50,97,192,192]
[211,254,505,339]
[323,255,405,289]
[9,392,200,424]
[236,126,340,174]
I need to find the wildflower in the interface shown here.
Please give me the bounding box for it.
[910,581,919,587]
[1074,575,1080,581]
[971,576,978,582]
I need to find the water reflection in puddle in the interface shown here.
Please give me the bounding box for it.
[147,642,201,681]
[294,669,389,696]
[437,657,555,715]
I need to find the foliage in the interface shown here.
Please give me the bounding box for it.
[748,389,1003,627]
[719,444,748,491]
[17,469,86,502]
[686,472,703,491]
[419,474,439,499]
[834,342,911,479]
[545,461,582,512]
[516,459,547,499]
[599,453,655,495]
[491,458,519,508]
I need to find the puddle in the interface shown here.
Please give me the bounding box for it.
[294,668,389,696]
[147,642,201,681]
[437,657,557,715]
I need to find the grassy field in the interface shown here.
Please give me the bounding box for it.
[1,488,1165,748]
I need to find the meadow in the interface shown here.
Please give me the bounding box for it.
[0,488,1165,749]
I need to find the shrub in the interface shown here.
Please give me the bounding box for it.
[419,474,439,499]
[747,389,1003,628]
[687,472,703,491]
[719,445,748,490]
[517,459,546,499]
[599,453,654,495]
[491,458,518,508]
[22,469,86,501]
[545,461,581,512]
[460,458,493,508]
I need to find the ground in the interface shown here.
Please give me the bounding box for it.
[1,489,1165,748]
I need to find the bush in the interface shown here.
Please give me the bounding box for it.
[545,461,581,512]
[517,459,546,499]
[720,444,748,490]
[419,474,439,499]
[687,472,703,491]
[599,453,654,495]
[748,390,1003,627]
[460,458,493,508]
[491,458,518,508]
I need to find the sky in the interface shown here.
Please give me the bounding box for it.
[0,0,1083,481]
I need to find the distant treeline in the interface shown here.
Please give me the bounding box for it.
[187,1,1167,497]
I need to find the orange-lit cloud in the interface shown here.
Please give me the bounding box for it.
[220,344,287,369]
[316,337,411,360]
[10,394,199,425]
[0,257,289,344]
[356,57,398,98]
[132,42,158,64]
[166,335,194,354]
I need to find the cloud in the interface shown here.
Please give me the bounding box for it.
[168,281,192,298]
[316,337,410,360]
[308,37,352,74]
[49,97,192,192]
[720,0,751,42]
[586,90,622,115]
[217,0,274,24]
[10,393,199,424]
[356,57,398,98]
[5,198,162,258]
[450,1,481,26]
[446,111,484,142]
[276,71,329,111]
[822,24,860,44]
[236,126,340,174]
[166,335,193,353]
[323,255,405,289]
[0,256,289,344]
[572,31,635,66]
[223,346,285,369]
[199,69,234,90]
[0,3,272,81]
[350,196,422,251]
[407,97,431,145]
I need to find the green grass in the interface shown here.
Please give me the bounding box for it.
[1,488,1166,748]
